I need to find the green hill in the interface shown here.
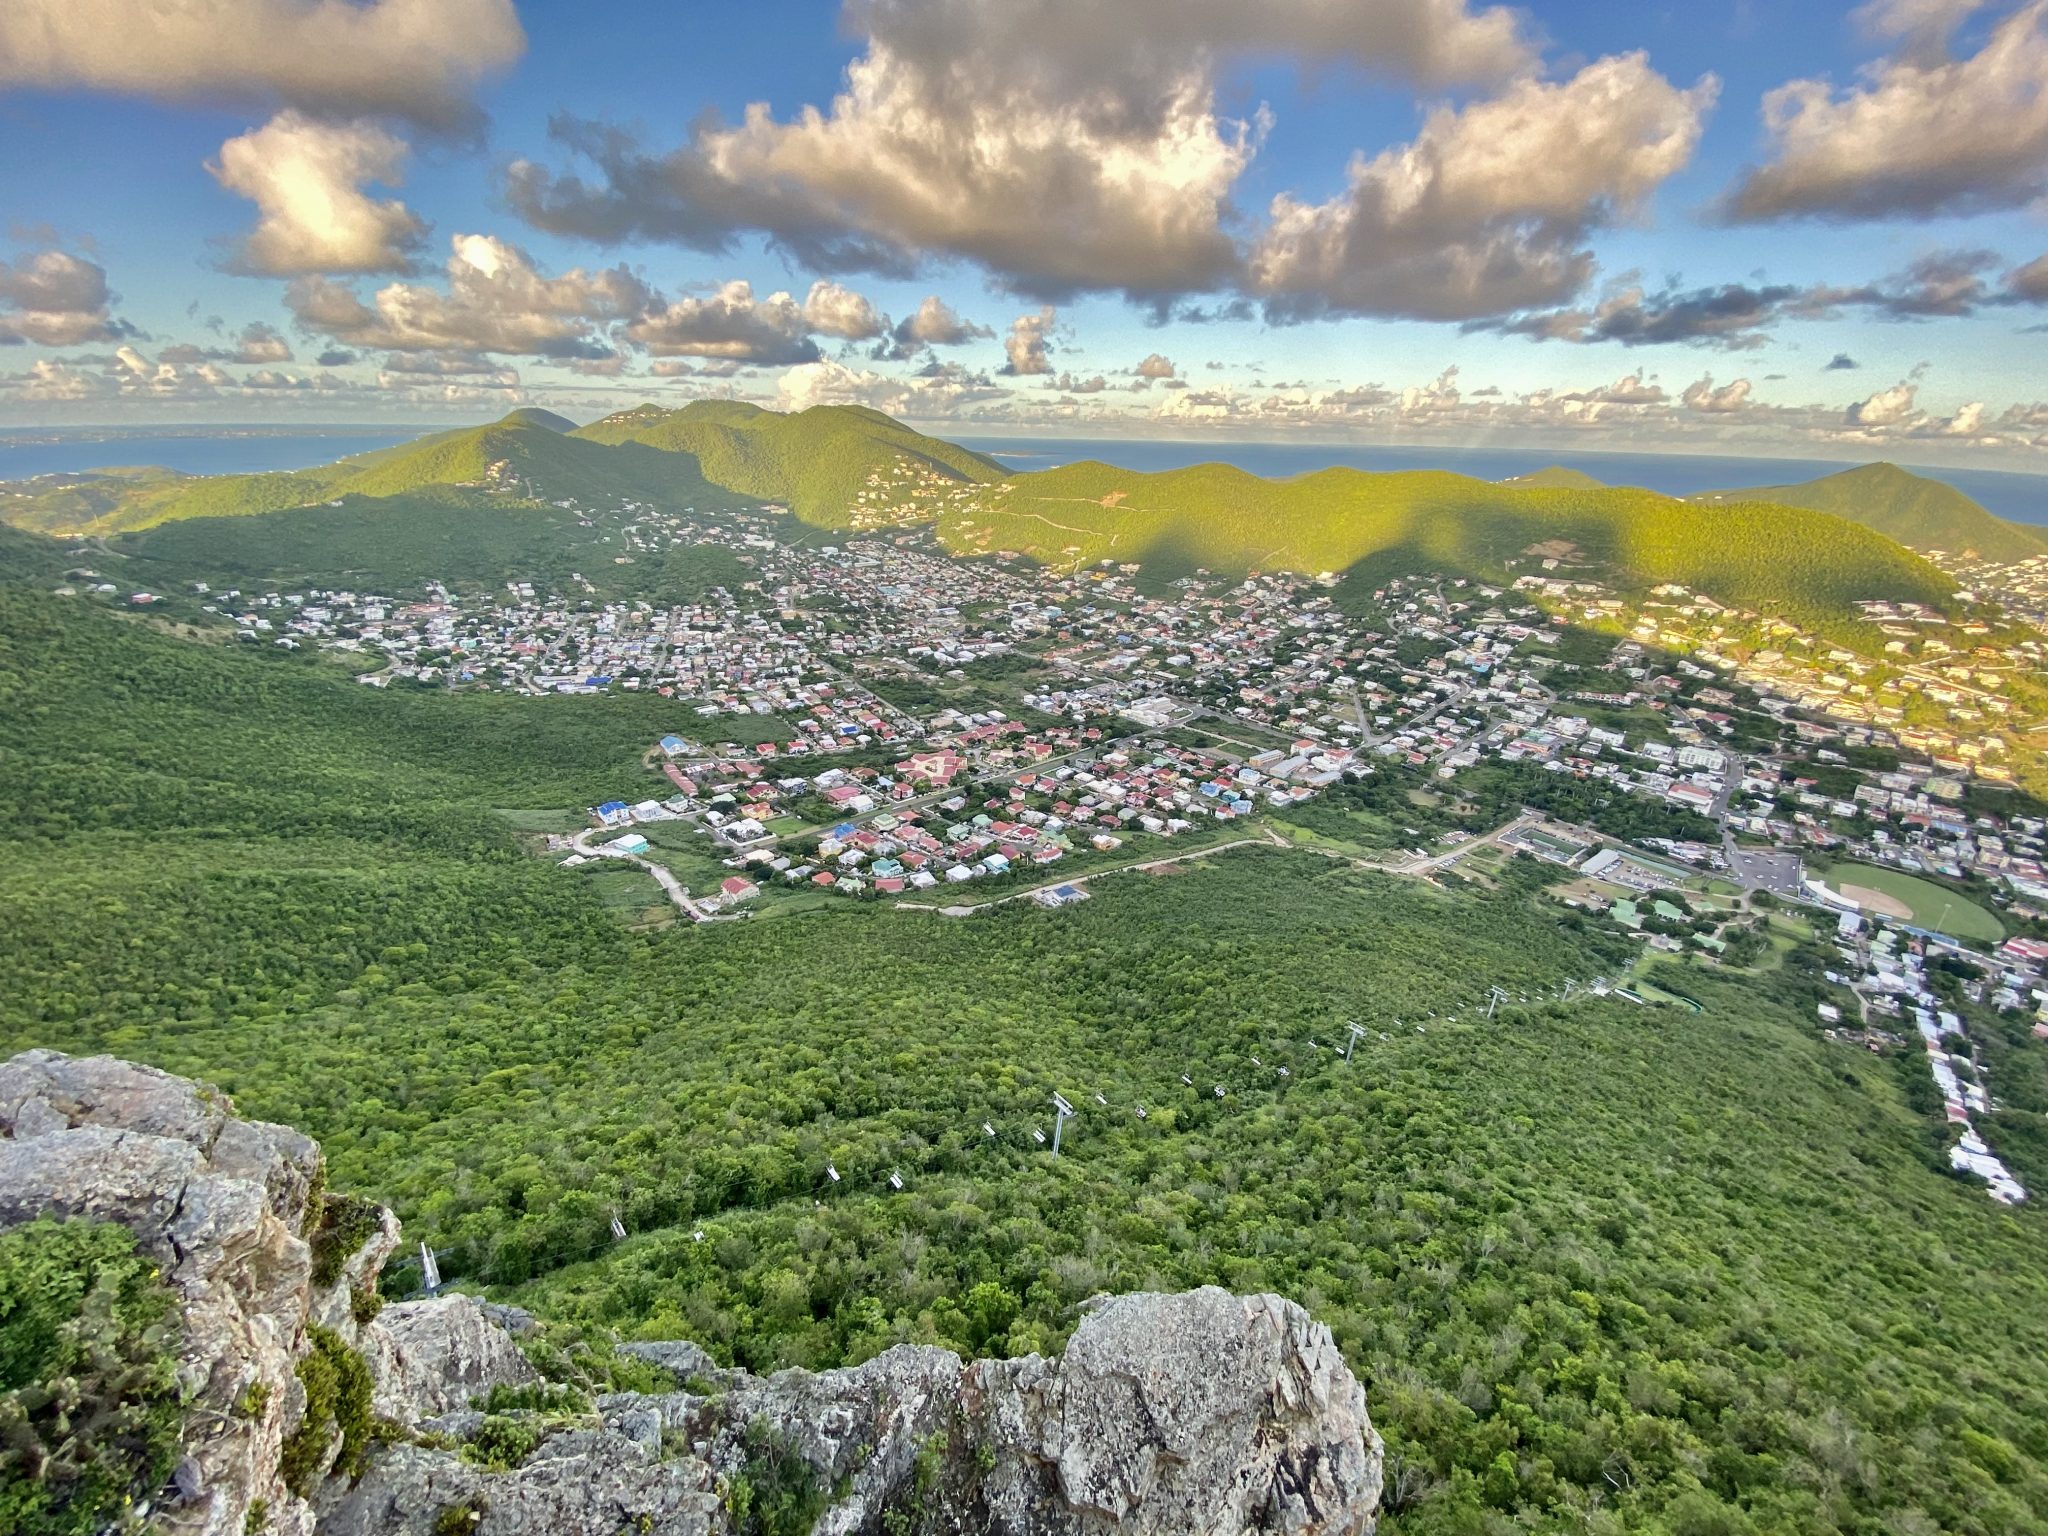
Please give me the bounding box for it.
[943,459,1955,621]
[571,401,1005,524]
[1696,461,2048,563]
[0,521,76,585]
[501,407,576,432]
[0,416,720,535]
[0,404,1006,537]
[0,410,1973,627]
[122,485,757,603]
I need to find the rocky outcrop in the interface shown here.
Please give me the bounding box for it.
[322,1289,1380,1536]
[3,1051,1383,1536]
[361,1294,541,1424]
[0,1050,327,1536]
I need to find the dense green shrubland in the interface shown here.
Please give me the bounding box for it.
[2,590,2046,1534]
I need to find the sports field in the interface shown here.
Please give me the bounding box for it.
[1822,862,2005,942]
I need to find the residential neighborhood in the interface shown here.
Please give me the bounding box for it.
[78,471,2048,1207]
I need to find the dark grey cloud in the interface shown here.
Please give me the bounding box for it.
[1468,281,1804,349]
[2008,252,2048,302]
[1474,250,2048,350]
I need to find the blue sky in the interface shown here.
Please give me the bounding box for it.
[2,0,2047,466]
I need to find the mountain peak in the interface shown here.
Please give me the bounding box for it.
[1701,458,2043,562]
[496,407,576,432]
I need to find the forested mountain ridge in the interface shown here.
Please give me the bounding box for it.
[0,414,730,536]
[569,399,1007,523]
[0,402,1003,537]
[3,587,2047,1533]
[934,458,1956,623]
[0,408,1974,636]
[1695,461,2047,563]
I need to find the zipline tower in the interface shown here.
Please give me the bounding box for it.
[1050,1092,1075,1156]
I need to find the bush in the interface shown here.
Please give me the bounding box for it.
[309,1195,384,1289]
[279,1326,372,1497]
[722,1419,826,1536]
[474,1382,590,1416]
[0,1219,185,1536]
[460,1416,543,1472]
[431,1500,486,1536]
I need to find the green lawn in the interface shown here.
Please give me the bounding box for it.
[1822,862,2005,941]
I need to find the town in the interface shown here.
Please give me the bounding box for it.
[53,466,2048,1206]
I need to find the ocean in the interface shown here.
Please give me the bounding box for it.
[6,425,2045,527]
[955,437,2048,527]
[0,427,426,480]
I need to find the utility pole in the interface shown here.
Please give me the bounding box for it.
[1051,1092,1075,1156]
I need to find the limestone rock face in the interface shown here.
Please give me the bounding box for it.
[624,1290,1381,1536]
[2,1051,1382,1536]
[978,1288,1383,1535]
[0,1050,325,1536]
[362,1294,540,1424]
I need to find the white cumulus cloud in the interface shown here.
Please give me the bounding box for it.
[0,249,129,345]
[286,234,650,359]
[1682,375,1753,413]
[506,0,1534,303]
[1727,1,2048,220]
[626,281,824,364]
[1250,55,1717,320]
[1000,307,1059,375]
[211,112,427,275]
